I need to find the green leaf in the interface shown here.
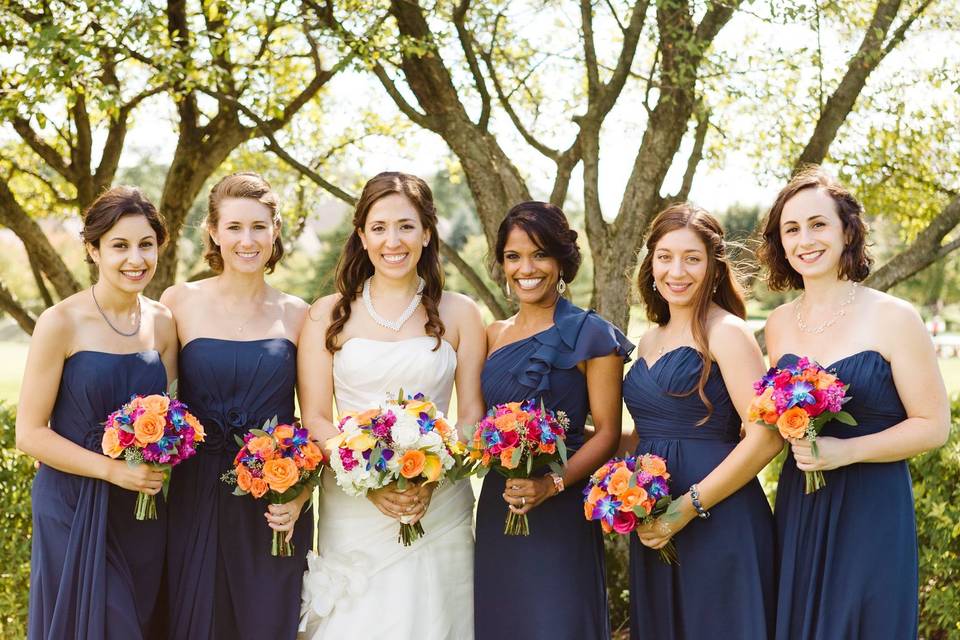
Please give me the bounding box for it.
[368,445,382,470]
[476,465,490,479]
[249,428,271,438]
[510,446,522,469]
[167,378,178,397]
[834,411,857,426]
[556,437,568,466]
[396,476,408,491]
[525,450,533,475]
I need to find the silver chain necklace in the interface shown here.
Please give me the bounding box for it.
[795,281,858,335]
[362,276,425,332]
[91,285,141,337]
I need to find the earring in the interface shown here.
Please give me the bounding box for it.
[504,281,511,298]
[556,271,567,295]
[652,280,657,292]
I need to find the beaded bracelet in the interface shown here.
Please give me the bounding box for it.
[689,483,710,519]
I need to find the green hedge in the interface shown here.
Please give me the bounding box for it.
[0,402,31,639]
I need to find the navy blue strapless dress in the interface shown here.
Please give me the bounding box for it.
[29,350,168,640]
[475,297,633,640]
[165,338,310,640]
[625,346,774,640]
[774,351,917,639]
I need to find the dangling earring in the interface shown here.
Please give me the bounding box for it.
[504,281,511,298]
[652,280,657,292]
[556,271,567,295]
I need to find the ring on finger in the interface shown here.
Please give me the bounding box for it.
[521,497,526,507]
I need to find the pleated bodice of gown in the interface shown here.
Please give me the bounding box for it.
[29,350,167,640]
[165,337,308,640]
[774,350,916,640]
[300,336,474,640]
[475,297,633,640]
[625,346,774,640]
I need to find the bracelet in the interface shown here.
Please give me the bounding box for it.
[547,472,565,495]
[689,483,710,519]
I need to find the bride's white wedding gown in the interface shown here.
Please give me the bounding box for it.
[299,337,475,639]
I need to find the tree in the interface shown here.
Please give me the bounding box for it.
[0,0,353,332]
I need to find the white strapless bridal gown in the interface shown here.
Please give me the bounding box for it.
[299,337,475,639]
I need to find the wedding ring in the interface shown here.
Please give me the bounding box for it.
[521,497,526,507]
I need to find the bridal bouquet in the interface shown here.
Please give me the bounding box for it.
[749,356,856,493]
[222,418,324,556]
[583,453,677,564]
[468,399,569,536]
[101,393,205,520]
[327,391,469,546]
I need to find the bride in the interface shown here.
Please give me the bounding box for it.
[297,172,486,639]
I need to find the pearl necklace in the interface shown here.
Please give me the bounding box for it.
[795,281,858,335]
[362,276,425,332]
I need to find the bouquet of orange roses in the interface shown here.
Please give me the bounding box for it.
[221,417,324,556]
[101,393,205,520]
[749,356,856,493]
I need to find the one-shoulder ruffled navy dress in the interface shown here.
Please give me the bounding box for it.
[475,297,633,640]
[165,338,310,639]
[625,346,775,640]
[29,350,168,639]
[775,351,917,639]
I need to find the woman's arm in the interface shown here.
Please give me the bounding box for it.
[451,295,487,435]
[639,315,781,549]
[15,307,165,494]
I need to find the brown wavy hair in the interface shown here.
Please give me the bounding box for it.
[759,165,872,291]
[204,171,284,274]
[82,186,167,263]
[636,202,747,424]
[324,171,445,353]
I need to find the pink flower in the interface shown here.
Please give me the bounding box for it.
[774,370,793,389]
[340,448,358,471]
[612,510,637,534]
[118,429,135,447]
[807,389,830,417]
[500,429,520,449]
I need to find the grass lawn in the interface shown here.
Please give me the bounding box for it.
[0,341,28,405]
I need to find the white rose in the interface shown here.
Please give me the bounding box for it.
[390,411,422,449]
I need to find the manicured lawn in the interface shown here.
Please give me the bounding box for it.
[0,341,28,405]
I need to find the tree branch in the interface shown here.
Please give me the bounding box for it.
[0,280,36,335]
[371,62,433,129]
[453,0,492,131]
[27,250,54,308]
[675,104,709,202]
[11,119,73,182]
[438,239,509,319]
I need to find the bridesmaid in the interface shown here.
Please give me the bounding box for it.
[760,166,949,639]
[625,204,781,639]
[17,187,177,639]
[475,201,632,640]
[162,172,309,639]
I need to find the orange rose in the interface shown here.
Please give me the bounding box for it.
[749,387,777,424]
[246,436,276,456]
[399,450,426,479]
[494,414,518,432]
[481,451,491,466]
[777,406,810,439]
[133,411,166,445]
[600,519,613,534]
[236,465,253,492]
[300,442,324,470]
[250,477,268,498]
[185,412,205,441]
[263,457,299,493]
[640,455,668,478]
[141,394,170,416]
[587,485,606,504]
[619,485,647,511]
[584,500,596,519]
[591,464,611,483]
[499,447,519,470]
[274,424,295,443]
[607,467,632,495]
[538,442,556,455]
[101,428,124,458]
[815,371,838,390]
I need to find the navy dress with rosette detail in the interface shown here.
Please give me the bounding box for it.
[624,346,775,639]
[775,351,916,640]
[475,297,633,640]
[165,338,309,640]
[28,350,167,640]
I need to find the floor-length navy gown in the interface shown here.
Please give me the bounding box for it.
[475,297,633,640]
[625,346,775,639]
[29,350,168,639]
[775,351,917,639]
[165,338,310,639]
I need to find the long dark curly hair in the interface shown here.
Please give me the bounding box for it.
[324,172,445,353]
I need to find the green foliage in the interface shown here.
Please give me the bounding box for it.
[912,397,960,640]
[0,402,32,639]
[604,533,631,636]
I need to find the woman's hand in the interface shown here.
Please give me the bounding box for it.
[105,461,166,494]
[790,436,854,471]
[636,497,696,549]
[367,482,424,521]
[265,489,311,543]
[503,477,556,515]
[405,482,437,525]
